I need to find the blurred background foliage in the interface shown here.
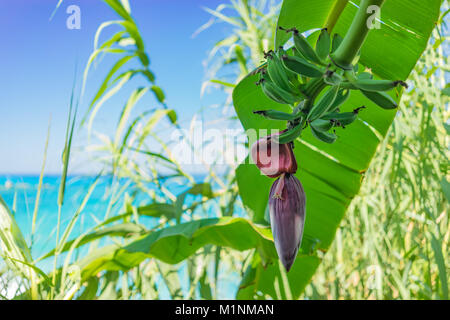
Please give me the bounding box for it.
[0,0,448,300]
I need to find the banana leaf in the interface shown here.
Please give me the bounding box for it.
[71,217,279,281]
[233,0,442,299]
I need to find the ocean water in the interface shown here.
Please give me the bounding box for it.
[0,175,241,299]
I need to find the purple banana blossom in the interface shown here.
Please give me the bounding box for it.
[269,173,306,272]
[250,132,297,178]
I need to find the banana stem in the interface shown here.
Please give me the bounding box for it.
[324,0,349,33]
[331,0,386,69]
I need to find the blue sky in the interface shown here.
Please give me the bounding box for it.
[0,0,235,174]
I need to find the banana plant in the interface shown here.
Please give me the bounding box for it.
[233,0,442,299]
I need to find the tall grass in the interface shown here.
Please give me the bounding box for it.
[1,0,245,300]
[76,0,245,299]
[196,0,280,109]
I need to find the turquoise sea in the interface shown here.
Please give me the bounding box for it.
[0,175,240,299]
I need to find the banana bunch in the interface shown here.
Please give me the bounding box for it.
[254,27,408,144]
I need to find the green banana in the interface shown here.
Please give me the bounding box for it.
[292,100,306,115]
[276,123,303,144]
[267,53,299,95]
[315,28,330,62]
[357,72,373,80]
[310,118,334,132]
[292,47,305,60]
[260,82,286,104]
[291,30,324,65]
[275,46,289,59]
[331,33,343,53]
[321,111,357,126]
[307,85,340,121]
[275,47,302,86]
[352,79,408,92]
[324,70,343,86]
[340,81,358,90]
[281,55,324,78]
[258,72,287,104]
[311,126,337,144]
[260,77,299,105]
[253,109,301,121]
[329,88,350,111]
[361,90,398,109]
